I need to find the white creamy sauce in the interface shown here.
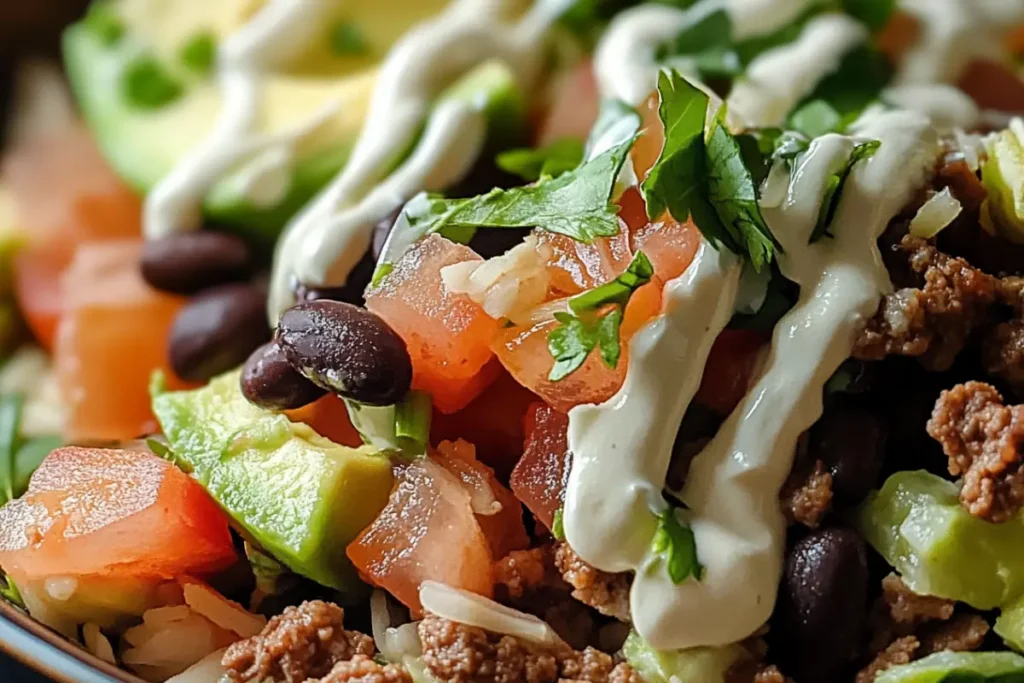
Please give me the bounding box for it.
[566,110,939,649]
[896,0,1024,86]
[882,83,980,131]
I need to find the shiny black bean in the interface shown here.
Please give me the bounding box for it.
[142,231,252,295]
[240,341,325,410]
[169,283,271,382]
[774,527,868,683]
[809,405,888,503]
[277,300,411,405]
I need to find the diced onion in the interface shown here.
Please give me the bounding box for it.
[371,590,422,663]
[82,623,116,665]
[43,576,77,601]
[165,648,229,683]
[182,580,265,638]
[419,581,564,648]
[909,187,962,239]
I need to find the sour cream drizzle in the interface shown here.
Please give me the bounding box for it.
[566,107,939,649]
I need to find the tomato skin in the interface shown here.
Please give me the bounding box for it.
[694,329,768,416]
[510,403,570,531]
[0,447,236,582]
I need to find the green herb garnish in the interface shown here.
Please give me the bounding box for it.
[651,506,702,584]
[552,507,566,541]
[407,132,636,244]
[83,3,124,46]
[497,139,585,182]
[329,20,370,56]
[840,0,895,31]
[180,31,217,75]
[810,139,881,242]
[121,55,184,110]
[547,251,653,381]
[370,262,395,289]
[0,394,23,504]
[394,391,432,457]
[642,70,777,271]
[0,574,23,609]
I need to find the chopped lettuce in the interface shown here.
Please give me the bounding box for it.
[859,470,1024,611]
[875,650,1024,682]
[621,630,749,683]
[981,119,1024,243]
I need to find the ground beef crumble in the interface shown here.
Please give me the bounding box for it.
[859,575,989,682]
[417,615,641,683]
[779,459,833,528]
[854,236,998,371]
[316,655,413,683]
[927,381,1024,521]
[222,601,374,683]
[553,542,631,622]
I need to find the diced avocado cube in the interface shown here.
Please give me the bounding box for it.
[982,120,1024,244]
[858,471,1024,610]
[152,370,394,597]
[875,650,1024,682]
[620,630,749,683]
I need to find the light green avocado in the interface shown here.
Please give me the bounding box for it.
[875,651,1024,683]
[151,370,394,598]
[620,630,750,683]
[64,0,527,246]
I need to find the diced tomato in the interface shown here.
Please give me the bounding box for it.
[431,370,539,478]
[13,243,72,351]
[347,458,494,612]
[433,439,529,559]
[958,59,1024,114]
[539,228,633,297]
[493,318,626,413]
[366,234,501,414]
[631,215,701,283]
[285,394,363,448]
[510,403,571,531]
[0,447,236,582]
[877,11,920,65]
[632,91,664,181]
[537,60,599,145]
[694,329,768,415]
[55,240,190,442]
[3,123,141,245]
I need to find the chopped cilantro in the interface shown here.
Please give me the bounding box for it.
[370,262,394,289]
[180,31,217,75]
[407,133,636,244]
[840,0,895,31]
[659,8,736,78]
[801,45,891,118]
[0,394,22,504]
[552,508,566,541]
[788,100,845,139]
[570,251,654,313]
[83,3,124,46]
[329,20,370,56]
[548,251,652,381]
[394,391,432,457]
[121,55,184,110]
[496,139,584,182]
[810,139,881,242]
[642,70,777,271]
[584,98,641,161]
[0,573,23,609]
[651,506,703,584]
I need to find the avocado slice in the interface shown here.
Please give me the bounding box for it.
[151,370,394,597]
[63,0,527,246]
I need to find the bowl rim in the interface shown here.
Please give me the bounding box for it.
[0,599,141,683]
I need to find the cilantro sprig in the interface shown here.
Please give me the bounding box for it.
[547,251,654,381]
[651,505,703,584]
[0,394,61,507]
[641,69,778,271]
[497,139,584,182]
[810,139,881,242]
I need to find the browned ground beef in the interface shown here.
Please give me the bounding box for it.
[854,236,999,370]
[856,637,920,683]
[553,542,631,622]
[927,381,1024,521]
[880,574,955,627]
[779,459,833,528]
[317,655,413,683]
[222,601,375,683]
[417,615,641,683]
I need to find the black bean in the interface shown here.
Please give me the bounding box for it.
[277,300,411,406]
[774,527,868,683]
[142,231,252,295]
[809,405,888,503]
[240,341,325,410]
[169,283,271,382]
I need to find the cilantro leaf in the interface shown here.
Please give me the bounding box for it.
[0,394,23,505]
[408,136,635,244]
[703,119,777,270]
[552,507,566,541]
[570,251,654,313]
[802,45,891,118]
[585,99,642,161]
[548,312,597,381]
[651,506,703,584]
[840,0,895,31]
[640,70,710,224]
[0,573,23,609]
[810,139,881,242]
[394,390,432,457]
[659,8,738,79]
[596,307,624,369]
[496,139,584,182]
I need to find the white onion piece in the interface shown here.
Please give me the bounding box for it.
[183,581,265,638]
[909,187,962,238]
[165,648,229,683]
[82,623,116,665]
[371,590,422,663]
[419,581,563,648]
